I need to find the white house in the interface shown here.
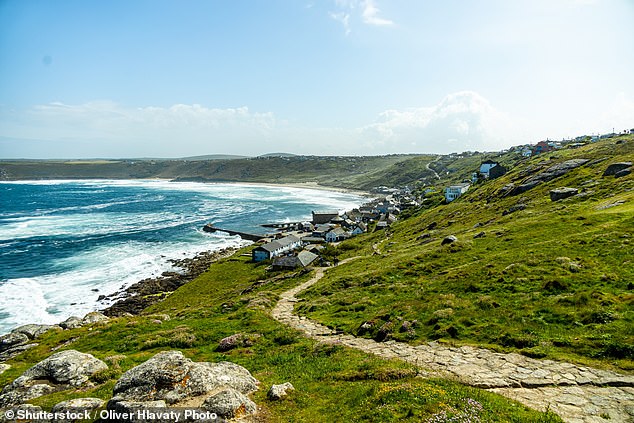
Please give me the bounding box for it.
[325,227,348,242]
[444,183,470,203]
[252,234,301,262]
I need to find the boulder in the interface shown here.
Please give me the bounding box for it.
[615,168,631,178]
[603,162,632,176]
[109,351,258,409]
[550,187,579,201]
[59,316,83,330]
[202,388,257,419]
[217,333,246,352]
[473,231,486,239]
[0,343,38,363]
[441,235,457,245]
[0,332,28,352]
[0,350,107,407]
[81,312,109,325]
[267,382,295,400]
[0,364,10,375]
[51,398,105,423]
[11,324,60,340]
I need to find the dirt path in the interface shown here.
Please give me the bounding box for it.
[271,262,634,423]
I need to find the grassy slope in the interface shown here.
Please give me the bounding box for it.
[298,136,634,371]
[0,252,560,422]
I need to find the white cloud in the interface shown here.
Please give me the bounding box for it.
[330,0,392,34]
[0,102,279,158]
[358,92,516,153]
[360,0,393,26]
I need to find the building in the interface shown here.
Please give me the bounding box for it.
[252,234,301,262]
[325,227,348,242]
[444,183,470,203]
[477,160,507,180]
[272,250,319,270]
[312,211,339,224]
[533,141,554,155]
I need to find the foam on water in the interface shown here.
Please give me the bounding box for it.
[0,180,366,334]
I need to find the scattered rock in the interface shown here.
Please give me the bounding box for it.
[441,235,457,245]
[550,187,579,201]
[615,168,631,178]
[502,204,526,216]
[52,397,105,421]
[217,333,259,352]
[267,382,295,400]
[503,159,589,196]
[81,312,109,325]
[202,388,257,419]
[109,351,258,410]
[0,364,9,375]
[11,324,60,340]
[426,221,437,230]
[0,332,29,352]
[399,321,411,332]
[357,321,374,335]
[0,343,38,363]
[0,350,107,407]
[375,322,394,342]
[474,231,486,239]
[597,200,626,210]
[59,316,83,330]
[603,162,632,177]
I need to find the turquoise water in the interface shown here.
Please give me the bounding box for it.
[0,180,365,334]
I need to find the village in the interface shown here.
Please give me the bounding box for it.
[208,129,634,272]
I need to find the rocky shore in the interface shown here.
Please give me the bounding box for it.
[100,247,238,317]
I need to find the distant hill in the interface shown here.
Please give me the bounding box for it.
[179,154,248,161]
[257,152,298,158]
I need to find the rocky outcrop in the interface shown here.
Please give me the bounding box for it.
[60,312,109,330]
[501,159,589,196]
[615,168,631,178]
[549,187,579,201]
[217,333,259,352]
[202,388,256,419]
[441,235,457,245]
[107,351,258,418]
[51,397,105,422]
[267,382,295,400]
[11,324,60,340]
[603,162,632,177]
[0,350,107,407]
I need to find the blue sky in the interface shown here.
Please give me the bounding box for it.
[1,0,633,158]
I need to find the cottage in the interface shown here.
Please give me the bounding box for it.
[478,160,507,179]
[444,183,470,203]
[252,234,301,262]
[350,222,367,235]
[325,227,348,242]
[533,141,554,155]
[272,250,319,270]
[312,211,339,224]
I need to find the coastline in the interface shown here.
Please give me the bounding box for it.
[224,181,375,198]
[100,247,239,316]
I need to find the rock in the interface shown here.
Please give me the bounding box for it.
[202,387,257,419]
[426,221,437,230]
[550,187,579,201]
[267,382,295,400]
[51,397,105,422]
[474,231,486,239]
[0,343,38,362]
[217,333,246,352]
[0,350,107,407]
[59,316,84,330]
[0,364,10,374]
[11,324,60,340]
[441,235,457,245]
[504,159,589,196]
[0,332,28,352]
[110,351,258,408]
[502,204,526,216]
[615,168,631,178]
[399,321,411,332]
[81,312,109,325]
[603,162,632,176]
[375,321,394,342]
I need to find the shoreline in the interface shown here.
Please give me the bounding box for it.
[1,177,375,198]
[100,246,239,317]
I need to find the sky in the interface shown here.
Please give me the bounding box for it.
[1,0,633,158]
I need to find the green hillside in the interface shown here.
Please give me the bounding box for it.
[298,135,634,369]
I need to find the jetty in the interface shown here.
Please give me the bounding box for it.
[202,224,265,242]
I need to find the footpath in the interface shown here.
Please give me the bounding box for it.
[271,261,634,423]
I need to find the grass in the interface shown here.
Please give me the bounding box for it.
[0,246,561,421]
[297,136,634,371]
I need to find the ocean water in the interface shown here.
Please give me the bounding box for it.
[0,180,365,334]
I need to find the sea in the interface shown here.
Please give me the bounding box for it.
[0,180,366,335]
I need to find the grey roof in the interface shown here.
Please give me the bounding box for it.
[276,234,300,248]
[297,250,319,267]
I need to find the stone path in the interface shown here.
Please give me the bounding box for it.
[271,262,634,423]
